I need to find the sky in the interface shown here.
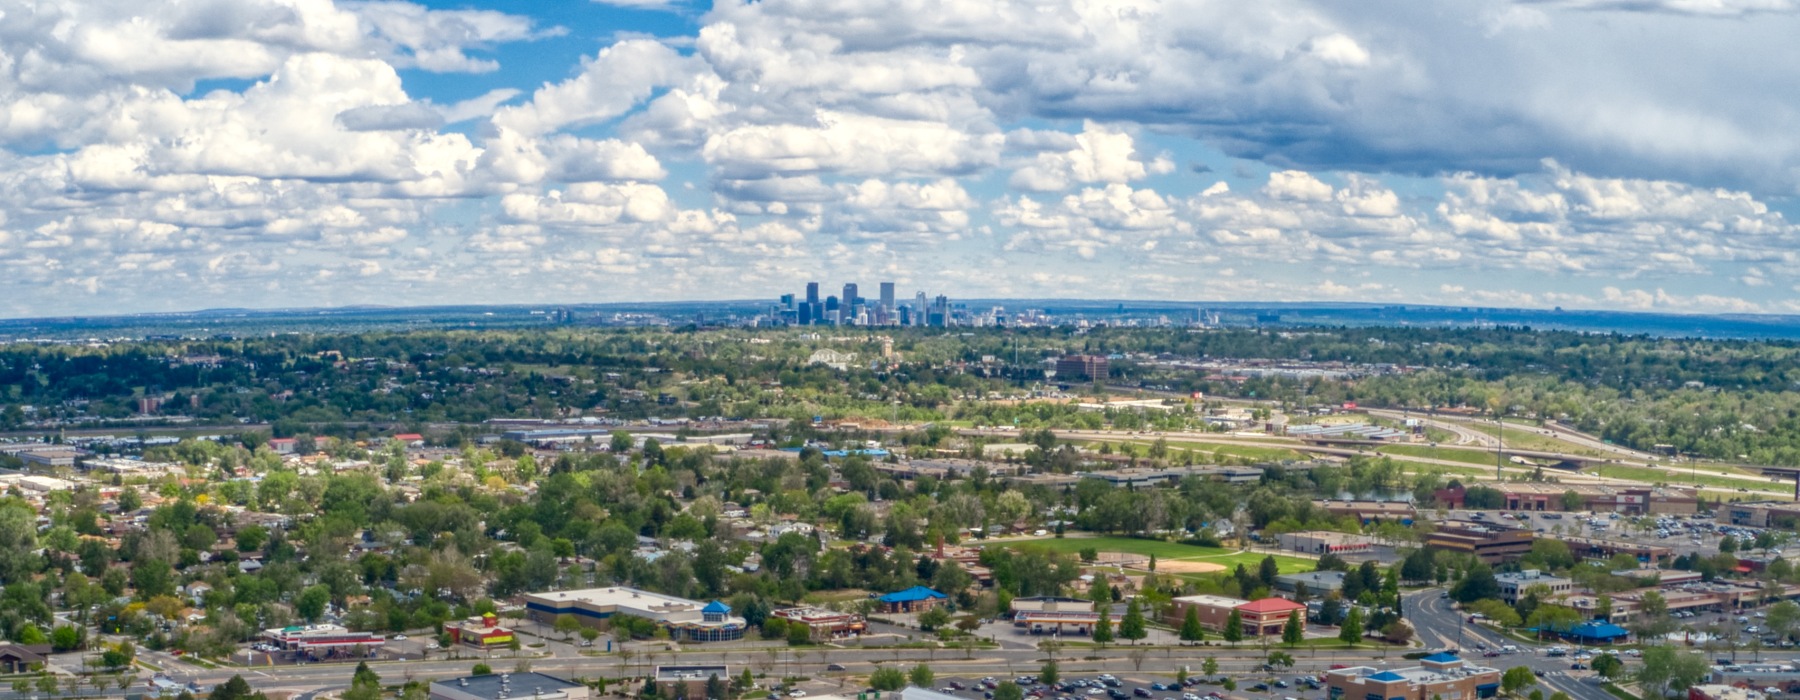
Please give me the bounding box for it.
[5,0,1800,317]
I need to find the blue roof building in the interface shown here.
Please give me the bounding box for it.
[1530,619,1630,644]
[1565,621,1630,644]
[877,586,948,613]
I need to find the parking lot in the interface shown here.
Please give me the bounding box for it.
[930,671,1330,700]
[1448,508,1787,561]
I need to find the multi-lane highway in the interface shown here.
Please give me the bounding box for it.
[67,588,1678,700]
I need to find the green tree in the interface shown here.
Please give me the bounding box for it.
[1093,608,1114,645]
[554,614,582,640]
[1452,563,1500,604]
[1258,555,1279,586]
[994,682,1023,700]
[1766,600,1800,641]
[1466,599,1523,627]
[344,661,383,700]
[296,584,331,622]
[1040,659,1060,685]
[209,676,257,700]
[787,622,811,646]
[1120,599,1147,644]
[918,606,951,631]
[473,664,493,676]
[707,675,725,700]
[1590,654,1623,680]
[1637,646,1711,698]
[1202,657,1219,677]
[1179,606,1205,644]
[1338,608,1362,647]
[1267,651,1295,669]
[1282,610,1303,647]
[50,624,84,652]
[1501,667,1536,697]
[869,667,906,691]
[910,664,935,688]
[1222,608,1244,645]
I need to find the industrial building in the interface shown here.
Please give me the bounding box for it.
[1277,531,1375,556]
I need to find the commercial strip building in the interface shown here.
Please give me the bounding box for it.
[1165,595,1307,637]
[1324,653,1501,700]
[523,587,748,642]
[429,672,589,700]
[1494,570,1575,605]
[1706,666,1800,693]
[1315,500,1417,524]
[653,666,732,699]
[1423,521,1535,564]
[259,624,386,653]
[1559,535,1673,566]
[1436,483,1697,515]
[770,607,866,640]
[1010,596,1100,635]
[1690,685,1771,700]
[1718,502,1800,529]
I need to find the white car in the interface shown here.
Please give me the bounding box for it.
[393,634,408,640]
[790,691,806,698]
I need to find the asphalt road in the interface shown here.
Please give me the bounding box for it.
[1404,589,1621,700]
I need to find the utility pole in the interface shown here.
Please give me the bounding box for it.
[1496,415,1505,481]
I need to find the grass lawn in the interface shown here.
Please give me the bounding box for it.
[1379,444,1507,467]
[1077,438,1305,462]
[1591,464,1789,494]
[992,536,1316,574]
[1462,421,1602,455]
[1401,464,1500,479]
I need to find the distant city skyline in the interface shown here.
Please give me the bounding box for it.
[4,2,1800,318]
